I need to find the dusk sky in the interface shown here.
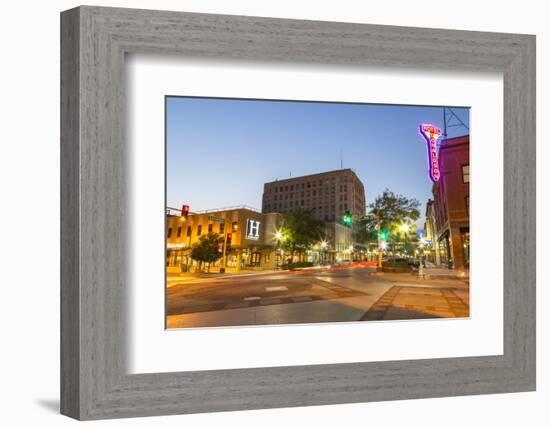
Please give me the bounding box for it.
[166,97,469,230]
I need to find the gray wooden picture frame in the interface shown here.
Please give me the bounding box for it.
[60,5,536,420]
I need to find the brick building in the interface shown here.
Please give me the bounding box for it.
[431,135,470,269]
[261,168,366,222]
[166,206,283,273]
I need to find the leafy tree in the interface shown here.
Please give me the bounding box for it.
[190,232,224,272]
[354,213,378,245]
[280,209,326,261]
[356,189,421,248]
[386,228,419,256]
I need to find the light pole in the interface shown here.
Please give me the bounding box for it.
[399,223,410,257]
[417,240,425,279]
[274,229,283,269]
[376,212,383,268]
[320,240,328,265]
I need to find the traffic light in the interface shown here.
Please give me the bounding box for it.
[342,211,353,226]
[181,204,189,218]
[380,229,389,241]
[225,232,232,251]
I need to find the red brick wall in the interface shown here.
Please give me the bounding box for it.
[432,135,470,268]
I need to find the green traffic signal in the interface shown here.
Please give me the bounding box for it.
[342,211,353,226]
[380,230,389,241]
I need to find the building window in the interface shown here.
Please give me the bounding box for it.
[186,226,191,237]
[167,227,172,238]
[208,223,213,233]
[219,223,225,234]
[197,225,202,236]
[232,221,238,232]
[462,164,470,183]
[177,226,181,238]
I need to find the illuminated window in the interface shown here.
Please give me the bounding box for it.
[462,165,470,183]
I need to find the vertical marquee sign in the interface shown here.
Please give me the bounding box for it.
[418,124,442,182]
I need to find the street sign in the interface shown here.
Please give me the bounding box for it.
[208,215,225,223]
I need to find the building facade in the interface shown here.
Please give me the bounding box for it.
[424,199,440,265]
[166,207,283,273]
[261,168,366,222]
[431,135,470,270]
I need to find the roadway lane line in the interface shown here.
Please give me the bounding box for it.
[265,286,288,292]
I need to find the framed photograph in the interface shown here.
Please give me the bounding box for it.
[61,6,535,420]
[164,97,472,329]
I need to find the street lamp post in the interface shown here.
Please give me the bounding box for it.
[274,229,283,269]
[320,240,328,265]
[376,212,382,268]
[399,223,410,257]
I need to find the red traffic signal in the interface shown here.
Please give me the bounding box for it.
[181,204,190,218]
[226,232,232,249]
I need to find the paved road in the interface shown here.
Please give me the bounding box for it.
[166,264,470,329]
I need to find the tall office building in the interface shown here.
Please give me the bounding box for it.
[261,168,366,222]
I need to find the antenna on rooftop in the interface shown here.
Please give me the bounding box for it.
[340,148,343,169]
[443,107,469,139]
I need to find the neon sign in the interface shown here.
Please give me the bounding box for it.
[418,124,442,182]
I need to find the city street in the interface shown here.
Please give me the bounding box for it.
[166,262,470,328]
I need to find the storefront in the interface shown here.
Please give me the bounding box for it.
[166,207,283,273]
[460,227,470,269]
[437,232,451,268]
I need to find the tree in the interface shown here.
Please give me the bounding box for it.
[280,209,326,262]
[354,213,378,245]
[190,232,224,272]
[356,189,421,250]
